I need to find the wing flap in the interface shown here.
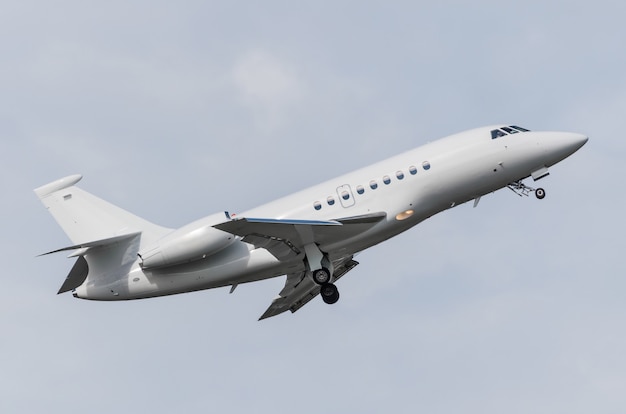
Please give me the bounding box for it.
[239,234,300,261]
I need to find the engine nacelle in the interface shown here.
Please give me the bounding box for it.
[138,213,235,269]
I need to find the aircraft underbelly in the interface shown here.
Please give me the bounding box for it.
[77,243,291,300]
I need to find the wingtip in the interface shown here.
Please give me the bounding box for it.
[258,309,274,321]
[258,307,284,321]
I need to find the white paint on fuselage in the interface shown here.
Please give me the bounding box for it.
[74,125,587,301]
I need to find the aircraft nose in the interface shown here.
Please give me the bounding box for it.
[568,132,589,152]
[545,131,588,160]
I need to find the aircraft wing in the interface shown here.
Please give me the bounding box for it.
[215,213,380,318]
[214,212,385,260]
[259,257,359,320]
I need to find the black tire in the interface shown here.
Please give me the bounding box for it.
[320,283,340,304]
[312,267,331,284]
[535,188,546,199]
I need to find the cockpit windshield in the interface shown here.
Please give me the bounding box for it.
[490,125,530,139]
[511,125,529,132]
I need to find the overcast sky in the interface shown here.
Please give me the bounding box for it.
[3,1,625,413]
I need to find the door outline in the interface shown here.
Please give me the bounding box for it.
[336,184,355,208]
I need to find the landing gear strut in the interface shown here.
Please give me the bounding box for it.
[508,180,546,200]
[301,241,341,306]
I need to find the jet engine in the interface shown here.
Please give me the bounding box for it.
[138,213,235,269]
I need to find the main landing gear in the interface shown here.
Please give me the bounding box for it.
[320,282,340,304]
[312,267,331,284]
[302,242,340,306]
[299,234,341,305]
[311,267,340,305]
[507,180,546,200]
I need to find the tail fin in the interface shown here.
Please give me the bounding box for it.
[34,175,171,247]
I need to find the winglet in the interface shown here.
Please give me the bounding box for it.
[34,174,83,199]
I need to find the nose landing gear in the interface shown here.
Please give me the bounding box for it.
[508,180,546,199]
[535,188,546,199]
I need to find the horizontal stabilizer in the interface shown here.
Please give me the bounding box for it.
[38,232,141,256]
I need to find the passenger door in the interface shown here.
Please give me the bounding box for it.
[336,184,355,208]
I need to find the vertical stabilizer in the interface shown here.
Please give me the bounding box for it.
[34,175,171,246]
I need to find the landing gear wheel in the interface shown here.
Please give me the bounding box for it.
[312,267,331,285]
[535,188,546,199]
[320,283,340,304]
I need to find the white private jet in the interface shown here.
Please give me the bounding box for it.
[35,125,587,319]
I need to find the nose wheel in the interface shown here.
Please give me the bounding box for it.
[508,180,546,199]
[535,188,546,199]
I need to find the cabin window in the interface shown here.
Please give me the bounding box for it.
[409,165,418,175]
[313,201,322,210]
[370,180,378,190]
[396,171,404,180]
[383,175,391,185]
[422,161,431,170]
[356,185,365,195]
[327,196,335,206]
[341,191,350,200]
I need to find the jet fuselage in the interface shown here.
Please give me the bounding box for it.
[73,126,587,301]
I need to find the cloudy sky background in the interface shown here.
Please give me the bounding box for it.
[3,1,625,412]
